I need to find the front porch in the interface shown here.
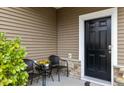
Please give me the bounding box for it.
[1,7,124,86]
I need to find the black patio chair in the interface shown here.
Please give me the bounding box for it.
[48,55,69,81]
[23,59,41,85]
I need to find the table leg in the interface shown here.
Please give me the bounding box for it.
[42,70,46,86]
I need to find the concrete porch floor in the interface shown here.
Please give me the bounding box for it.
[31,74,100,86]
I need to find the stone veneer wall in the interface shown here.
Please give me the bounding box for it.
[61,59,81,79]
[68,61,81,79]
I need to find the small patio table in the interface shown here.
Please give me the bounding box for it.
[35,61,50,86]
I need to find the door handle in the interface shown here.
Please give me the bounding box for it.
[108,45,111,50]
[108,51,111,54]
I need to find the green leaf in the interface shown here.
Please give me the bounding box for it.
[0,68,2,73]
[12,70,16,74]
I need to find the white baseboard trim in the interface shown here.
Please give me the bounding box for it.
[81,76,112,86]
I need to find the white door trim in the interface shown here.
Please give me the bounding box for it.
[79,8,118,85]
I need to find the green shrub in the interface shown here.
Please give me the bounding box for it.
[0,32,29,86]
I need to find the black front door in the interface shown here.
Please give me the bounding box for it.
[85,16,111,81]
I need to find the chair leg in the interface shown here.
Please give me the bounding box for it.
[49,69,54,81]
[49,69,52,78]
[57,68,60,82]
[67,67,69,77]
[37,75,41,83]
[30,76,33,85]
[51,74,54,81]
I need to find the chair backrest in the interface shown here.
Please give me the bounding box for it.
[23,59,34,72]
[49,55,60,65]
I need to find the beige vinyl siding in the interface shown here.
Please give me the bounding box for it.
[57,7,109,59]
[1,7,124,65]
[0,7,57,60]
[118,8,124,65]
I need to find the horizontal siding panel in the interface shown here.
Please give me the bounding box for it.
[0,15,55,27]
[1,30,57,39]
[4,33,56,40]
[118,44,124,48]
[1,30,56,38]
[0,19,56,31]
[0,25,56,36]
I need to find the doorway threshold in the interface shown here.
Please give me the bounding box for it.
[81,76,112,86]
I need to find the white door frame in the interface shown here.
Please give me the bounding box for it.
[79,8,118,85]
